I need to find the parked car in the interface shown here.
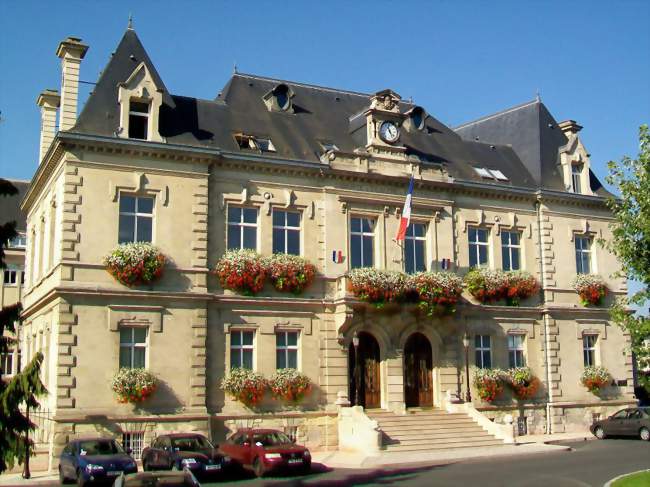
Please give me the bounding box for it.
[141,433,231,479]
[590,407,650,440]
[219,428,311,477]
[59,437,138,485]
[112,470,200,487]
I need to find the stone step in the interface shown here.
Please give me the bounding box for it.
[378,424,485,434]
[384,439,504,452]
[384,434,497,447]
[383,430,493,441]
[373,418,479,427]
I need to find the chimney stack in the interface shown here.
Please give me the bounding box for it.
[558,119,583,138]
[55,37,88,131]
[36,90,61,163]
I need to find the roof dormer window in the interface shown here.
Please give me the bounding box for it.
[320,141,339,152]
[489,169,509,181]
[473,167,509,181]
[263,83,294,113]
[474,167,492,178]
[405,106,427,132]
[572,164,583,194]
[235,134,276,152]
[128,100,150,140]
[255,137,276,152]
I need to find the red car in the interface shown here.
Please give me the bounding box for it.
[219,428,311,477]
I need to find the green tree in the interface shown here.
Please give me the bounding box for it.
[0,178,47,475]
[603,125,650,393]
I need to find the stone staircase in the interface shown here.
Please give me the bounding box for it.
[367,409,505,452]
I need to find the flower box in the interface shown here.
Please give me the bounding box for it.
[580,366,610,393]
[104,242,166,287]
[221,368,268,407]
[409,271,463,315]
[504,271,539,306]
[507,367,540,401]
[214,249,267,295]
[347,268,408,308]
[269,368,312,403]
[267,254,316,294]
[572,274,608,306]
[473,368,506,403]
[111,368,158,404]
[465,268,538,306]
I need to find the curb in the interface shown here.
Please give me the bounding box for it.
[603,469,650,487]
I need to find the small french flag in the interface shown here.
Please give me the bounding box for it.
[332,250,343,264]
[396,175,414,241]
[441,258,451,270]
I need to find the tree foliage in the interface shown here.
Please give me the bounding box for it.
[0,178,47,474]
[603,124,650,392]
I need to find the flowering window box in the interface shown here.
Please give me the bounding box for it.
[572,274,608,306]
[507,367,540,401]
[267,254,316,295]
[347,268,408,308]
[409,271,463,315]
[111,368,158,404]
[580,366,611,394]
[104,242,166,287]
[473,368,506,403]
[220,368,268,408]
[214,249,268,295]
[269,368,312,404]
[464,268,538,306]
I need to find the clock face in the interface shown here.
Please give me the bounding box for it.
[379,121,400,143]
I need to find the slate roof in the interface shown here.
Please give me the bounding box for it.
[0,180,29,231]
[71,28,607,195]
[455,100,610,196]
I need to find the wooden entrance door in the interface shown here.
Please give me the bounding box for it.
[404,333,433,407]
[349,332,381,408]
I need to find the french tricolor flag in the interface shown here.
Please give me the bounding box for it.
[396,175,414,241]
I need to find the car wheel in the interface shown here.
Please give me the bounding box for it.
[594,426,606,440]
[640,427,650,441]
[253,457,265,478]
[59,466,68,484]
[76,469,85,487]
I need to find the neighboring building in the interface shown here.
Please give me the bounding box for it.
[19,27,634,470]
[1,179,29,379]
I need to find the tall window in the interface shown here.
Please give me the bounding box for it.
[227,207,258,250]
[350,217,375,269]
[572,164,583,194]
[501,231,521,271]
[583,334,598,366]
[272,210,300,255]
[119,327,147,368]
[1,352,14,376]
[508,334,526,368]
[230,330,254,369]
[3,269,17,286]
[475,335,492,368]
[276,331,299,369]
[122,432,144,460]
[468,227,489,268]
[404,222,426,274]
[119,195,154,243]
[128,100,150,140]
[575,236,592,274]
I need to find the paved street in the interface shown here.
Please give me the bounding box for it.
[202,439,650,487]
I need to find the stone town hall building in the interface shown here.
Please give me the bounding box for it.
[9,27,635,468]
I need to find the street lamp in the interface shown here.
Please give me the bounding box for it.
[462,333,472,403]
[352,332,360,407]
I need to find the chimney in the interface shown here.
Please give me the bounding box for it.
[36,89,60,163]
[558,119,583,138]
[55,37,88,131]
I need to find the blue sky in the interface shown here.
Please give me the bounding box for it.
[0,0,648,301]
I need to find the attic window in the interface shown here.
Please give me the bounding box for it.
[320,141,339,152]
[235,134,276,152]
[410,107,426,131]
[128,100,150,140]
[473,167,492,179]
[263,83,294,113]
[489,169,509,181]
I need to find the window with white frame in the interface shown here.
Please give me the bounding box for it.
[227,206,258,250]
[575,236,592,274]
[128,100,150,140]
[3,269,17,286]
[230,330,254,369]
[508,334,526,368]
[404,222,427,274]
[474,335,492,368]
[501,231,521,271]
[572,164,583,194]
[119,195,154,243]
[122,432,144,460]
[272,210,301,255]
[276,331,299,369]
[468,227,489,268]
[350,217,375,269]
[583,334,598,366]
[8,233,27,248]
[1,352,14,376]
[119,327,147,369]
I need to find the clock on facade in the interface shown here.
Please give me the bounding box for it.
[379,121,400,144]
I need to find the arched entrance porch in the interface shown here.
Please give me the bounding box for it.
[403,332,433,408]
[348,332,381,409]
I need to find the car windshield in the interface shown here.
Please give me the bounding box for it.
[78,440,123,456]
[252,432,292,447]
[171,436,212,451]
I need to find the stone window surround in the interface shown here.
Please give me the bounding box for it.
[582,332,599,367]
[117,62,164,143]
[226,204,259,252]
[349,213,377,270]
[507,331,527,368]
[467,225,490,268]
[227,327,257,371]
[118,193,155,244]
[119,325,149,369]
[403,220,428,274]
[272,208,302,256]
[275,329,300,371]
[500,229,522,271]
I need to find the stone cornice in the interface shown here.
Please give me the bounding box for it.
[21,138,65,211]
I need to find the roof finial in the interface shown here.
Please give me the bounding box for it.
[536,88,541,102]
[128,13,133,30]
[233,61,238,74]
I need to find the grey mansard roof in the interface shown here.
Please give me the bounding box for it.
[71,28,607,195]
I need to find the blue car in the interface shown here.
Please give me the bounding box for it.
[59,437,138,485]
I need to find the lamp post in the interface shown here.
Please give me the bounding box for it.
[352,332,360,407]
[462,333,472,403]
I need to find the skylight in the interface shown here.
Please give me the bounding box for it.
[234,134,276,152]
[255,138,276,152]
[489,169,509,181]
[473,167,492,178]
[320,141,339,152]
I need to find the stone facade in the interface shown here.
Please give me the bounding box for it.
[17,28,635,471]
